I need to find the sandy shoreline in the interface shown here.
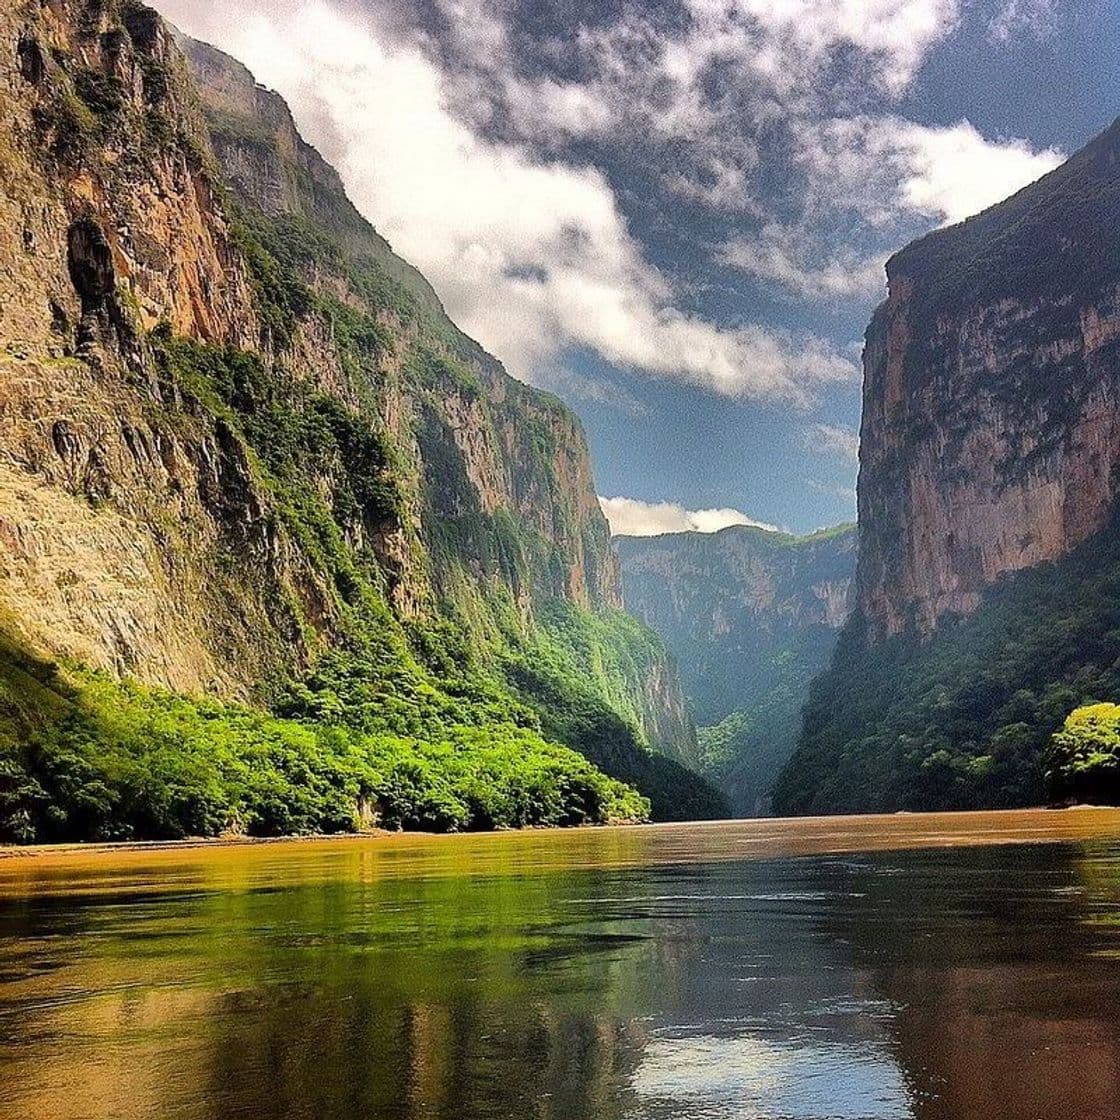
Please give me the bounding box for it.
[0,829,404,860]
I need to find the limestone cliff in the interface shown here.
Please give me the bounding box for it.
[618,524,855,814]
[0,0,710,817]
[775,118,1120,816]
[1,0,267,692]
[857,118,1120,638]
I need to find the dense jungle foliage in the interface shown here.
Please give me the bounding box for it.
[773,519,1120,815]
[0,628,648,844]
[1046,703,1120,805]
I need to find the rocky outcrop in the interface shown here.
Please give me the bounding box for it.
[857,119,1120,639]
[0,1,695,780]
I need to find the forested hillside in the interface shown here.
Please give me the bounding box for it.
[0,0,724,842]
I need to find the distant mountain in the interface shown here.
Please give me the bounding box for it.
[775,116,1120,815]
[617,525,856,814]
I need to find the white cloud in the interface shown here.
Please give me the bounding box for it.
[809,423,860,461]
[155,0,855,402]
[686,0,962,95]
[599,496,779,537]
[890,119,1063,222]
[988,0,1059,43]
[720,226,887,301]
[798,116,1064,226]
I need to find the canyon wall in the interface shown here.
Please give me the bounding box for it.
[0,0,707,811]
[775,117,1120,814]
[618,524,856,813]
[857,119,1120,638]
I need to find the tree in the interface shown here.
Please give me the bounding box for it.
[1046,703,1120,804]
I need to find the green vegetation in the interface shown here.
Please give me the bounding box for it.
[4,21,724,842]
[34,76,102,159]
[71,66,126,120]
[1047,703,1120,805]
[698,680,807,816]
[617,524,856,815]
[0,629,648,845]
[774,517,1120,815]
[227,216,316,349]
[153,330,402,548]
[505,605,729,822]
[534,604,669,735]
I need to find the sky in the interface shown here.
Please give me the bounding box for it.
[153,0,1118,535]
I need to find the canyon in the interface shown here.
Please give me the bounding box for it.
[0,0,721,840]
[618,524,855,814]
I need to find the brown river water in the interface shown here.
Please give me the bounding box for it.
[1,808,1120,1120]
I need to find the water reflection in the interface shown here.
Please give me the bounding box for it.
[813,845,1120,1120]
[0,812,1119,1120]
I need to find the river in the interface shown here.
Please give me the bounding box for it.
[2,808,1119,1119]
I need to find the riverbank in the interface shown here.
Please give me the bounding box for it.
[0,829,398,860]
[3,804,1120,865]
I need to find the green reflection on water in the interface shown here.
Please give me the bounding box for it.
[1,811,1120,1120]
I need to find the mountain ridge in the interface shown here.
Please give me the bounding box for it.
[617,522,856,814]
[0,0,723,839]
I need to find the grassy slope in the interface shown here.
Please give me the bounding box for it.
[0,625,648,843]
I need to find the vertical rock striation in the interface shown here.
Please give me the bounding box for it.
[857,118,1120,639]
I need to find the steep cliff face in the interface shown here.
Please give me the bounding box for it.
[858,118,1120,639]
[0,0,715,831]
[0,0,277,693]
[775,118,1120,816]
[180,36,623,618]
[618,525,856,813]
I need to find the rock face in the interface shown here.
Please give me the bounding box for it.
[618,525,856,813]
[0,1,700,792]
[857,118,1120,639]
[0,0,262,691]
[773,117,1120,816]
